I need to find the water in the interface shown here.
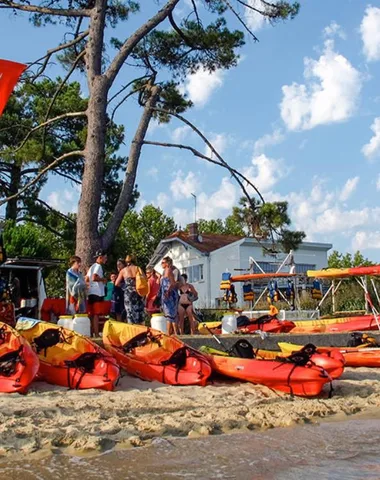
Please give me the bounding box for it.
[3,417,380,480]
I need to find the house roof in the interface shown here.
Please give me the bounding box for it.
[164,231,244,253]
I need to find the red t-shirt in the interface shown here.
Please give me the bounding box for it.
[146,275,160,313]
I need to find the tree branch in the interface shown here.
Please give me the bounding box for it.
[40,50,86,156]
[35,198,75,224]
[224,0,259,42]
[107,75,150,104]
[0,150,83,208]
[0,0,91,16]
[51,169,82,185]
[102,85,161,248]
[16,216,65,238]
[27,29,89,80]
[151,107,265,205]
[104,0,180,90]
[110,85,146,124]
[0,111,87,156]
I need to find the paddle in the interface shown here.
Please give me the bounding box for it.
[202,323,230,353]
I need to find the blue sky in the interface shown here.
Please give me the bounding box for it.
[1,1,380,260]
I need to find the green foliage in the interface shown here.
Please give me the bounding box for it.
[328,250,374,268]
[202,196,305,251]
[111,205,177,269]
[3,222,56,258]
[197,217,244,236]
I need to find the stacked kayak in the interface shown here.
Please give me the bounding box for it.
[200,343,332,397]
[0,322,39,393]
[279,341,380,368]
[290,315,378,334]
[103,320,212,386]
[199,318,295,335]
[16,318,120,390]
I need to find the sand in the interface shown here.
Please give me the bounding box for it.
[1,367,380,458]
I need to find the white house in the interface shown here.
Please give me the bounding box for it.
[149,223,332,308]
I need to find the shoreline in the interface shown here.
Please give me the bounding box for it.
[1,367,380,459]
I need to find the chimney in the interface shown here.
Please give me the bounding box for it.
[188,222,199,242]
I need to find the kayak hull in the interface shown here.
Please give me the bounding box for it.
[103,320,212,386]
[279,342,380,368]
[0,322,39,393]
[203,352,331,397]
[255,349,344,379]
[16,319,120,390]
[291,315,378,334]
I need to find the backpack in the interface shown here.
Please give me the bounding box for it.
[230,339,255,359]
[136,268,149,297]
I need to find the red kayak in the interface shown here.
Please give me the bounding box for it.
[103,320,212,386]
[16,319,120,391]
[0,322,39,393]
[256,346,345,380]
[203,350,332,397]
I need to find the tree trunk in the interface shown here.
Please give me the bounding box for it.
[102,85,160,249]
[5,164,21,221]
[75,0,107,269]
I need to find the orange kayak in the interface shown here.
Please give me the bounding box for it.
[203,351,332,397]
[279,342,380,368]
[103,320,212,386]
[16,318,120,391]
[0,322,39,393]
[255,348,345,379]
[291,315,378,334]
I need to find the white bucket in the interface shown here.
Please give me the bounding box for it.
[58,315,73,330]
[73,314,91,337]
[151,314,167,333]
[222,312,237,334]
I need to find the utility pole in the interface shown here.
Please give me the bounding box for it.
[191,193,197,223]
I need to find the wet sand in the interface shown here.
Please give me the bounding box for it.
[1,367,380,458]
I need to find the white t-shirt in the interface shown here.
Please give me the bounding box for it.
[87,262,105,297]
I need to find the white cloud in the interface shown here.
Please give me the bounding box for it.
[47,189,77,213]
[170,170,200,200]
[377,174,380,191]
[171,125,191,143]
[146,166,159,178]
[280,39,362,131]
[339,176,359,202]
[323,21,346,40]
[243,153,290,193]
[205,133,228,158]
[352,231,380,250]
[362,117,380,160]
[360,6,380,62]
[254,129,285,155]
[155,192,170,210]
[197,177,237,220]
[182,68,224,107]
[244,0,268,32]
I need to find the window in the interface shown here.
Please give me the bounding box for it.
[184,264,204,283]
[253,262,316,274]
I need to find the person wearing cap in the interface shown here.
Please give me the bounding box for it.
[86,250,107,336]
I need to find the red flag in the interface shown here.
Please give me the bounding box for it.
[0,59,27,116]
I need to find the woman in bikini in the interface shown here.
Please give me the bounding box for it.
[178,273,198,335]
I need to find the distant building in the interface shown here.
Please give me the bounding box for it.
[149,223,332,308]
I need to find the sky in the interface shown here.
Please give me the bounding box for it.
[1,1,380,260]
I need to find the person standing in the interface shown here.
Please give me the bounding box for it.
[160,256,179,335]
[86,250,107,336]
[112,259,126,321]
[178,273,198,335]
[66,256,86,315]
[115,254,145,324]
[145,267,161,317]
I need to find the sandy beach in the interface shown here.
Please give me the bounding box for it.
[1,367,380,458]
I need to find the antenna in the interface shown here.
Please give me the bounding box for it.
[191,193,197,223]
